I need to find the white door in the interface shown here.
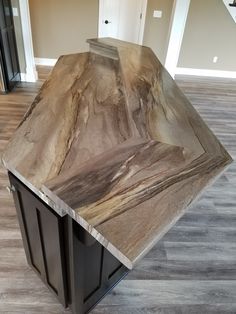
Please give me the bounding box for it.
[98,0,147,45]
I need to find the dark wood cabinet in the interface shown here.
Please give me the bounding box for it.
[9,172,68,307]
[9,172,129,313]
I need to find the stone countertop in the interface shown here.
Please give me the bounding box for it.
[2,38,232,269]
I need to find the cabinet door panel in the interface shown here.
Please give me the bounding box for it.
[3,0,12,26]
[1,29,13,80]
[37,202,67,301]
[7,28,19,77]
[0,0,20,91]
[0,0,6,29]
[19,192,45,276]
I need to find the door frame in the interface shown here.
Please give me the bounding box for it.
[19,0,38,82]
[165,0,191,77]
[98,0,147,45]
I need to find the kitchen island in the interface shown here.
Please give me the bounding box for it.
[1,38,232,313]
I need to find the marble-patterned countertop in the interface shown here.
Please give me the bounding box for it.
[2,38,232,269]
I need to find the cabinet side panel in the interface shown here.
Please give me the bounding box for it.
[8,172,68,308]
[12,182,45,275]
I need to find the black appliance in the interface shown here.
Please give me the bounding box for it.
[0,0,20,93]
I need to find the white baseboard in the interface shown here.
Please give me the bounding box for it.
[21,69,38,83]
[35,58,58,66]
[175,67,236,79]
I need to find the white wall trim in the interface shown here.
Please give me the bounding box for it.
[19,0,38,82]
[20,73,27,82]
[138,0,148,45]
[20,72,38,82]
[35,58,58,67]
[175,67,236,79]
[165,0,191,77]
[98,0,105,38]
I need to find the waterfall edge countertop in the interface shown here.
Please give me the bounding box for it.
[1,38,233,269]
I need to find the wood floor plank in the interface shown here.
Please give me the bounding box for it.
[177,212,236,228]
[162,225,236,243]
[163,242,236,262]
[0,307,70,314]
[128,260,236,280]
[95,280,236,305]
[93,304,236,314]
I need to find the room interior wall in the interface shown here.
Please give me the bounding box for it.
[14,0,236,78]
[29,0,99,59]
[143,0,174,64]
[178,0,236,71]
[28,0,173,64]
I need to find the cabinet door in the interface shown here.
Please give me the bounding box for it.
[9,173,67,308]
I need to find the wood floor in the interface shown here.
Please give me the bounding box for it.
[0,68,235,313]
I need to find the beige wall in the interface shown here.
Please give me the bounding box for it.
[29,0,99,59]
[18,0,236,73]
[143,0,174,64]
[12,0,26,73]
[29,0,173,62]
[178,0,236,71]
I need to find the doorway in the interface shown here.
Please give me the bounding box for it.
[98,0,147,45]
